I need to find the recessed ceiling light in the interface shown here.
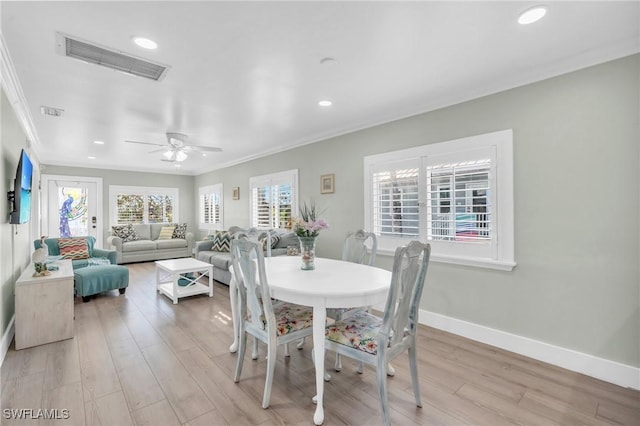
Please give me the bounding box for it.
[318,100,332,107]
[518,6,547,25]
[132,36,157,50]
[88,156,96,160]
[93,140,104,145]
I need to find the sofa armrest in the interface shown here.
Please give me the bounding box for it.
[93,248,117,264]
[106,235,123,264]
[194,239,214,258]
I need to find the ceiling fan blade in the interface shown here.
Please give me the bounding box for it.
[125,140,166,147]
[185,145,223,152]
[148,148,169,154]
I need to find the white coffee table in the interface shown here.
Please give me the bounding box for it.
[155,258,213,304]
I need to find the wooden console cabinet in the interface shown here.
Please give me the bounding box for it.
[15,259,74,350]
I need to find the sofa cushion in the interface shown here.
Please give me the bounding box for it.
[276,232,299,249]
[210,252,233,270]
[122,240,157,252]
[156,239,188,249]
[158,226,176,240]
[112,224,138,242]
[133,224,151,241]
[196,251,218,264]
[172,223,188,239]
[59,237,90,260]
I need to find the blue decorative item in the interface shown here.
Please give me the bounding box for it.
[59,194,74,237]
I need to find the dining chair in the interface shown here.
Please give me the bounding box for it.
[233,228,274,359]
[327,229,378,372]
[324,240,431,426]
[231,238,314,409]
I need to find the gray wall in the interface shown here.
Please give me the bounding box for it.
[1,89,33,340]
[39,165,197,243]
[195,54,640,367]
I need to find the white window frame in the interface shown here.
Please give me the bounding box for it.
[364,130,515,271]
[109,185,179,225]
[198,183,223,231]
[249,169,299,229]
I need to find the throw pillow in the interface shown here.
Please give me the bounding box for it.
[268,230,281,249]
[172,223,187,239]
[111,224,138,242]
[158,226,176,240]
[211,231,232,252]
[58,237,90,260]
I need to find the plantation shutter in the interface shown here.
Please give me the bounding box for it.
[426,148,494,243]
[200,193,220,225]
[252,185,272,228]
[370,158,420,239]
[250,170,298,229]
[148,194,174,223]
[116,194,144,224]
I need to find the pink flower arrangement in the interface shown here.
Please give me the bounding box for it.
[294,201,329,238]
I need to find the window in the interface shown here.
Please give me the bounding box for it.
[109,186,179,225]
[250,169,298,229]
[199,184,223,230]
[365,130,514,271]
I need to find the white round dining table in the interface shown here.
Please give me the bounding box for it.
[228,255,391,425]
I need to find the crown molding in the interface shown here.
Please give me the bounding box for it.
[0,32,41,156]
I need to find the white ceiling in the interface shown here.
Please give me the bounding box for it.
[2,1,638,175]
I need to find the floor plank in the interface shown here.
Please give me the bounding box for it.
[1,261,638,426]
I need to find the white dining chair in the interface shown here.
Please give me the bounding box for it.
[232,228,271,359]
[324,240,431,426]
[231,238,314,409]
[327,229,378,372]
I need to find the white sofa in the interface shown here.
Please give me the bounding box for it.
[107,223,194,264]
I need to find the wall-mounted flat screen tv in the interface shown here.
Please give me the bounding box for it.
[8,149,33,224]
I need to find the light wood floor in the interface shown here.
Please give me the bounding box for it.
[2,262,639,426]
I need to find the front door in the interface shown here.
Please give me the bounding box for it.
[42,175,102,247]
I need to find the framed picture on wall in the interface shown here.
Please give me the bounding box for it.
[320,174,334,194]
[232,187,240,200]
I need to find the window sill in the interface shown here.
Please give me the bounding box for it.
[378,248,516,271]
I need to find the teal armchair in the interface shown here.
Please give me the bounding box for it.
[34,236,117,269]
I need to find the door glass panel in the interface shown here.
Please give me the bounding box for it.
[58,187,88,237]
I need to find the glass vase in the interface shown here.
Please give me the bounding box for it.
[298,236,317,270]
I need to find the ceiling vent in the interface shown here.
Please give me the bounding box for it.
[40,106,64,117]
[56,33,169,81]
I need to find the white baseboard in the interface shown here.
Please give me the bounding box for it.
[419,309,640,391]
[1,315,15,367]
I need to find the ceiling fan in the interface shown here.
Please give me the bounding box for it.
[125,132,222,162]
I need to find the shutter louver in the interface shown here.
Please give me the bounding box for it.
[371,164,420,239]
[116,194,144,224]
[427,159,491,242]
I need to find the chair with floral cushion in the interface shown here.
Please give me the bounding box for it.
[327,229,378,372]
[233,228,271,360]
[231,238,314,409]
[324,240,431,426]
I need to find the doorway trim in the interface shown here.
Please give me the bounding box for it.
[41,174,103,247]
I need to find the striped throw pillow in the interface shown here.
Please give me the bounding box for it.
[58,238,90,260]
[158,226,176,240]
